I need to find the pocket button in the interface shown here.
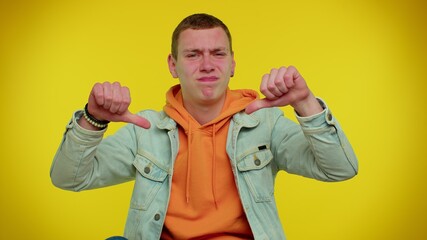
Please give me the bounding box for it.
[144,166,151,174]
[254,158,261,166]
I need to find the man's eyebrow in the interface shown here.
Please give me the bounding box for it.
[181,49,202,55]
[183,48,200,52]
[211,47,228,52]
[182,47,228,52]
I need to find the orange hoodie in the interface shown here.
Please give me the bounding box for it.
[161,84,258,239]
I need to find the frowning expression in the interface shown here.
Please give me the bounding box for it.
[168,27,235,106]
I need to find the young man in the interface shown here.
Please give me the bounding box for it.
[51,13,358,239]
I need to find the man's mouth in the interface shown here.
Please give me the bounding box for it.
[197,76,219,82]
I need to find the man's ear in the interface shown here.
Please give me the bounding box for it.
[231,52,236,77]
[167,54,178,78]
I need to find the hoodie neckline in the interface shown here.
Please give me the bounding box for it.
[163,84,259,206]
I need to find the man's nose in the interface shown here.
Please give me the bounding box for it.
[200,55,214,72]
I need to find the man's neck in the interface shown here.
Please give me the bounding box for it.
[183,97,225,125]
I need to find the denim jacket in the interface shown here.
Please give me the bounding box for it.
[51,101,358,240]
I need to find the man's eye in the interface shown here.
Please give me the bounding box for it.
[215,52,226,56]
[185,52,200,58]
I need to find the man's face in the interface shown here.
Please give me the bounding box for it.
[168,27,235,107]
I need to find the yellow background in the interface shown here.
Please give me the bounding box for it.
[1,0,426,239]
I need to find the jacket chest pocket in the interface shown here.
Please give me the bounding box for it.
[237,148,274,202]
[130,154,168,210]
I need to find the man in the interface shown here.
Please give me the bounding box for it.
[51,13,358,239]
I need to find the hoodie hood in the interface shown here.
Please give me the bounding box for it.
[163,84,258,206]
[164,84,258,130]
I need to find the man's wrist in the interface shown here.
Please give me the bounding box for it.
[78,115,105,131]
[72,111,107,136]
[292,93,324,117]
[83,103,109,129]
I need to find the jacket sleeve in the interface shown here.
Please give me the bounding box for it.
[271,99,358,181]
[50,110,139,191]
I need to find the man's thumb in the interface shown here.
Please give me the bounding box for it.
[245,99,274,114]
[123,112,151,129]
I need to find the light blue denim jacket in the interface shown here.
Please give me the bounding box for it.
[51,100,358,240]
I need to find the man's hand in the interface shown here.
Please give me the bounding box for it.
[80,82,151,130]
[245,66,323,117]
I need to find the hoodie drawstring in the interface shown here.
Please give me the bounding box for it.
[212,124,218,209]
[186,123,192,204]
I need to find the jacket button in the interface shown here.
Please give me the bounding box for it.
[154,213,161,221]
[327,113,333,121]
[144,166,151,174]
[254,158,261,166]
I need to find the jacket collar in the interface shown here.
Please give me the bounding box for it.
[232,112,259,128]
[157,112,177,130]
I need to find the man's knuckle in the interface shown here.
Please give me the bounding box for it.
[94,91,104,98]
[104,95,112,102]
[260,85,267,92]
[123,98,131,105]
[111,99,120,105]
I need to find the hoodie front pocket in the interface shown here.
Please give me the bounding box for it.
[130,154,168,210]
[237,149,274,202]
